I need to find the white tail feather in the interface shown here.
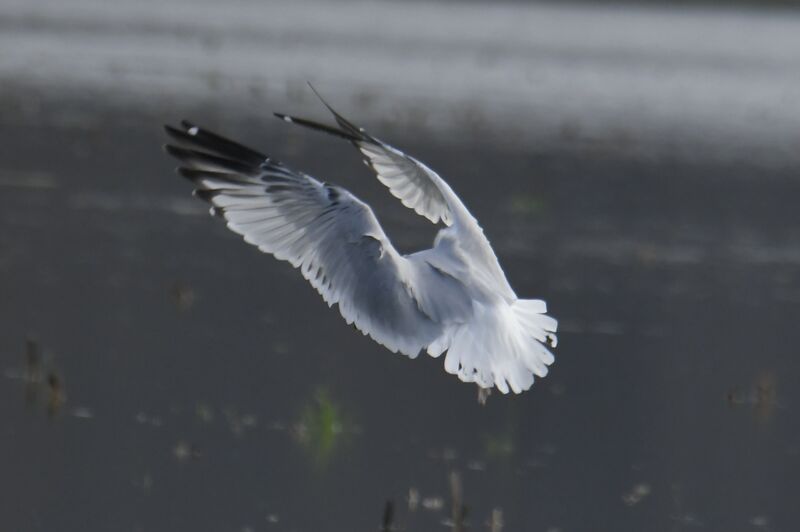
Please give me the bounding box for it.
[428,299,557,394]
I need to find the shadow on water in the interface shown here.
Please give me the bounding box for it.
[0,95,798,531]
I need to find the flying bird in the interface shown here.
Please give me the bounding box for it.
[163,87,557,394]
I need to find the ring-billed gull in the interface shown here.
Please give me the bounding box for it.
[163,88,557,394]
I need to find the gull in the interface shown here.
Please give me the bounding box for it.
[163,87,557,394]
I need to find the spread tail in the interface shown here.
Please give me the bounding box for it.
[427,299,557,394]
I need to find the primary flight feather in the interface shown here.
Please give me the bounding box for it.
[163,88,557,394]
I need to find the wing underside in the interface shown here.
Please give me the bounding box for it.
[275,86,454,225]
[164,121,441,356]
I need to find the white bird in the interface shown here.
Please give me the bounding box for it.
[164,88,557,394]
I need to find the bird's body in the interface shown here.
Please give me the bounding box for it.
[164,89,557,394]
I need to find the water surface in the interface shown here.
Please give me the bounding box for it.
[0,99,798,532]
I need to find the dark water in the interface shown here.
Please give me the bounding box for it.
[1,99,798,532]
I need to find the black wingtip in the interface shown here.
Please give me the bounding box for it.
[164,122,196,139]
[164,124,185,139]
[177,167,223,183]
[163,120,268,165]
[304,84,371,141]
[163,143,181,157]
[165,144,206,162]
[176,166,198,182]
[306,82,337,116]
[272,111,359,142]
[192,188,217,202]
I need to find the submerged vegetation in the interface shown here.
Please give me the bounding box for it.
[294,388,357,467]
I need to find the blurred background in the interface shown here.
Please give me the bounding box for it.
[1,0,799,530]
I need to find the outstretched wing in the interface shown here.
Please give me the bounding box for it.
[276,87,518,301]
[164,121,441,356]
[275,87,455,226]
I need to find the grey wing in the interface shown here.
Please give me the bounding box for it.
[276,88,455,226]
[164,121,441,356]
